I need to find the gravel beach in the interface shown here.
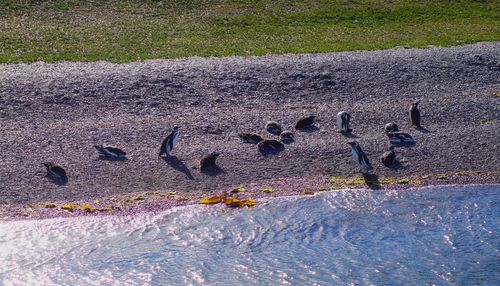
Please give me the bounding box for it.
[0,42,499,218]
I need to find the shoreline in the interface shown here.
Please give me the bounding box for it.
[1,171,498,221]
[1,43,499,219]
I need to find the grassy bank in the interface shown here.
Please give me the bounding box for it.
[1,0,499,63]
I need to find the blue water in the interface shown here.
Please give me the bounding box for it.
[1,185,499,285]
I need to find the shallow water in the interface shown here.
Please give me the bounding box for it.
[1,185,499,285]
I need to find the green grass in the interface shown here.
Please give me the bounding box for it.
[1,0,499,63]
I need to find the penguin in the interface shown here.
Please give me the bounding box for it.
[386,131,415,145]
[410,101,421,128]
[159,126,180,157]
[279,131,295,144]
[380,146,396,166]
[295,115,315,130]
[200,152,220,171]
[42,162,67,180]
[265,121,282,136]
[238,133,264,144]
[347,141,373,173]
[94,145,126,160]
[336,111,351,133]
[384,122,399,133]
[258,139,285,153]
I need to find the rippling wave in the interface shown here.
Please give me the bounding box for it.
[1,185,499,285]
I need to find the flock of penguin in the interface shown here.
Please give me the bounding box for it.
[42,101,422,183]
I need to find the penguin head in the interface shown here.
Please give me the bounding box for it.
[94,144,102,150]
[389,146,396,151]
[347,141,358,147]
[42,162,53,168]
[210,152,221,158]
[412,100,420,107]
[173,126,179,131]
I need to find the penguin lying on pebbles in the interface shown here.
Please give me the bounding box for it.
[410,101,421,128]
[336,111,351,133]
[159,126,180,157]
[200,152,220,171]
[265,121,283,136]
[295,115,315,130]
[279,131,294,144]
[43,162,67,181]
[386,131,415,145]
[380,146,396,166]
[348,141,373,173]
[238,133,264,144]
[384,122,399,133]
[94,145,127,160]
[258,139,285,153]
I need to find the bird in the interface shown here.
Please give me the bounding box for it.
[238,133,264,144]
[42,162,67,180]
[386,131,415,145]
[258,139,285,153]
[159,126,180,157]
[280,131,295,144]
[94,145,127,160]
[336,111,351,133]
[410,101,421,128]
[384,122,399,133]
[295,115,315,130]
[380,146,396,166]
[200,152,220,171]
[265,121,282,136]
[348,141,373,172]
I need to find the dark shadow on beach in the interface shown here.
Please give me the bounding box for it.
[296,125,320,133]
[98,156,128,162]
[341,130,358,139]
[391,141,416,148]
[201,165,225,176]
[162,155,195,180]
[47,175,68,186]
[387,159,404,170]
[415,126,434,133]
[362,173,382,190]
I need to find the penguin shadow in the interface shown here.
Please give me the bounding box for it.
[297,125,320,133]
[162,155,195,180]
[46,174,68,186]
[259,148,285,157]
[98,156,128,162]
[362,173,382,190]
[340,131,358,139]
[415,126,434,133]
[387,159,404,170]
[391,141,416,148]
[200,165,225,177]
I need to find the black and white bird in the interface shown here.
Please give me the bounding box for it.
[280,131,295,144]
[348,141,373,173]
[94,145,127,160]
[336,111,351,133]
[159,126,180,157]
[380,146,396,166]
[295,115,315,130]
[386,131,415,145]
[265,121,283,136]
[200,152,220,171]
[258,139,285,153]
[384,122,399,133]
[42,162,67,180]
[410,101,421,128]
[239,133,264,144]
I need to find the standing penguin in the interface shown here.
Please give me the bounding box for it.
[348,141,373,173]
[336,111,351,133]
[159,126,180,157]
[200,152,220,171]
[409,101,421,128]
[380,146,396,166]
